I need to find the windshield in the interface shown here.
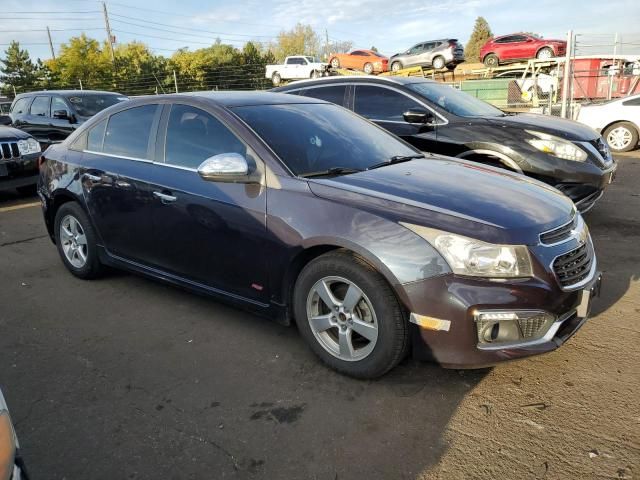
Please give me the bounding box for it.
[66,94,128,117]
[232,103,419,176]
[406,82,505,117]
[305,56,319,63]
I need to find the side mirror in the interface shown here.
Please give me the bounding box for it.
[197,153,250,182]
[0,115,11,126]
[403,109,435,124]
[53,109,69,120]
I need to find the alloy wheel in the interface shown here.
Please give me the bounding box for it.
[607,126,633,150]
[537,48,553,60]
[59,214,88,268]
[306,276,378,361]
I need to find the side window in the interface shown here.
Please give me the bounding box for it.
[423,42,435,51]
[622,98,640,106]
[11,98,30,114]
[354,85,422,122]
[87,119,107,151]
[103,105,158,159]
[164,104,246,169]
[511,35,527,42]
[352,51,365,56]
[409,44,424,54]
[30,96,51,116]
[51,97,69,114]
[495,36,512,44]
[300,85,347,106]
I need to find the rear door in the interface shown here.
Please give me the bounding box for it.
[511,35,535,59]
[352,84,440,151]
[298,85,349,107]
[81,104,160,265]
[419,42,437,66]
[405,43,425,67]
[148,102,268,302]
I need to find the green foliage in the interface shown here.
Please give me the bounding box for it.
[49,34,113,88]
[370,46,378,53]
[272,23,321,61]
[0,41,39,95]
[465,17,493,63]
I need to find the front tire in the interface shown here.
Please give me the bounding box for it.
[54,202,103,279]
[432,56,445,70]
[604,122,639,152]
[483,53,499,68]
[293,250,409,379]
[310,70,320,79]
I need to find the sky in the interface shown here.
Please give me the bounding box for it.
[1,0,639,62]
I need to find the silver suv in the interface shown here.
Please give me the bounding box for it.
[389,39,464,72]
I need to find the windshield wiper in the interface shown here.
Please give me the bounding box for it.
[299,167,363,178]
[367,154,424,170]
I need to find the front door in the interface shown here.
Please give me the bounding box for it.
[352,84,439,152]
[48,96,76,143]
[148,103,268,303]
[81,104,160,265]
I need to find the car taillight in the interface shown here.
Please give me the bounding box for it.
[382,59,388,64]
[449,40,458,47]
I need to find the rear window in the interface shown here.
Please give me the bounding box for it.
[103,105,158,159]
[66,94,127,117]
[11,97,30,114]
[300,86,347,106]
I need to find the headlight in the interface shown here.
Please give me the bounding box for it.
[401,223,532,278]
[0,411,15,480]
[17,138,41,155]
[526,130,587,161]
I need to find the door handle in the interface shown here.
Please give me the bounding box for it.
[84,173,102,182]
[153,191,177,204]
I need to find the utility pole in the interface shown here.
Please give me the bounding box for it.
[46,26,55,60]
[325,29,329,61]
[102,2,115,63]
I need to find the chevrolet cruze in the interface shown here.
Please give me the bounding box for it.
[39,92,601,378]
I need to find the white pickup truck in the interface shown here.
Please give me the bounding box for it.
[265,56,329,86]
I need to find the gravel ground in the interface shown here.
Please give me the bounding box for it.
[0,152,638,480]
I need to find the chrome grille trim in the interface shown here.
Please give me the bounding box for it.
[540,214,578,246]
[551,240,597,291]
[0,141,19,160]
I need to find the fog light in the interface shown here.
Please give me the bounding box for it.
[474,310,556,346]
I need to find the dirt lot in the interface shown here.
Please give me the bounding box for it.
[0,153,638,480]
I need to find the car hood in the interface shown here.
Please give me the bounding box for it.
[0,125,33,140]
[482,113,598,141]
[307,157,574,245]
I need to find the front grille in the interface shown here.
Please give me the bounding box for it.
[553,243,594,288]
[0,141,19,160]
[590,137,612,167]
[540,215,577,245]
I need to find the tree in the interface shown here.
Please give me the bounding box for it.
[328,39,353,55]
[0,41,38,95]
[50,34,113,89]
[271,23,320,61]
[370,46,379,53]
[465,17,493,63]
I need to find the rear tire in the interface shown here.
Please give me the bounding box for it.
[271,72,281,86]
[603,122,639,152]
[483,54,499,68]
[432,56,445,70]
[293,250,409,379]
[363,62,374,74]
[391,61,402,72]
[54,202,103,279]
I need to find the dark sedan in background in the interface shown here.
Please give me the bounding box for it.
[274,76,616,212]
[0,125,41,193]
[39,92,600,378]
[10,90,127,148]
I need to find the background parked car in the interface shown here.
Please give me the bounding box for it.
[328,49,388,74]
[274,76,616,212]
[481,33,567,67]
[265,56,329,86]
[40,92,598,378]
[0,387,27,480]
[494,69,557,101]
[576,94,640,152]
[10,90,127,148]
[0,125,41,193]
[389,39,464,72]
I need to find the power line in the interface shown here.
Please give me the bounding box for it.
[112,29,270,46]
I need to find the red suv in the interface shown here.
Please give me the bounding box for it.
[480,33,566,67]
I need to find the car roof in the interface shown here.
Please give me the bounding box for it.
[15,90,124,98]
[273,75,435,90]
[130,91,329,107]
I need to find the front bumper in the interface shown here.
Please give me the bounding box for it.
[402,269,601,368]
[0,152,40,191]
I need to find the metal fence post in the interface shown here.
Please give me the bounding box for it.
[608,33,618,100]
[173,70,179,93]
[560,30,573,119]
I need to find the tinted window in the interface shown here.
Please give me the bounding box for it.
[351,51,366,56]
[232,103,419,176]
[622,97,640,106]
[11,98,29,114]
[30,96,50,116]
[423,42,436,51]
[407,81,504,117]
[165,104,246,169]
[495,36,514,44]
[354,85,422,122]
[300,86,347,106]
[66,94,127,117]
[286,58,302,65]
[51,97,69,114]
[103,105,157,159]
[87,119,107,151]
[409,44,424,54]
[511,35,528,42]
